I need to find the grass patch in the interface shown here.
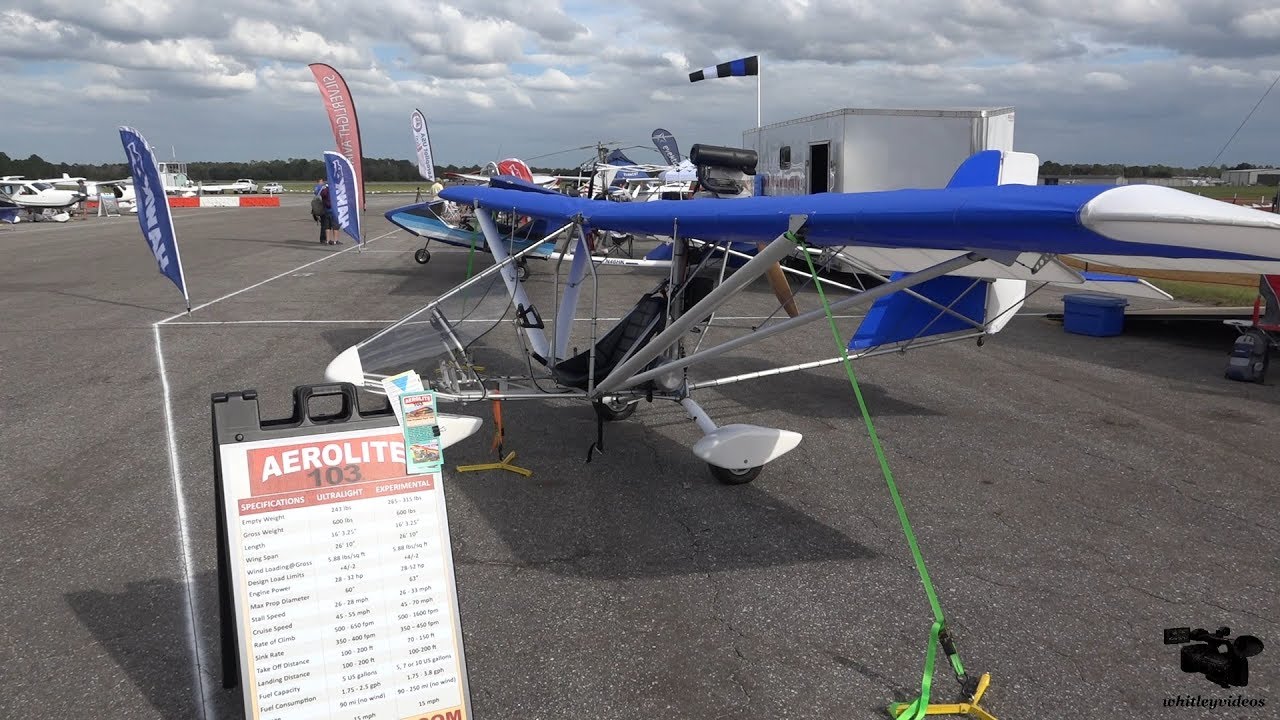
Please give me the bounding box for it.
[1148,279,1258,306]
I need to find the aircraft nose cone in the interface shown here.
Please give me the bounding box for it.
[325,346,365,385]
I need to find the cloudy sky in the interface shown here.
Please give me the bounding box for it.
[5,0,1280,168]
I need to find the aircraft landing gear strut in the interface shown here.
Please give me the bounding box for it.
[678,397,801,485]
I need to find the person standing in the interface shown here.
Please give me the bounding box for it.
[318,182,340,245]
[76,178,89,220]
[430,179,444,197]
[312,177,325,223]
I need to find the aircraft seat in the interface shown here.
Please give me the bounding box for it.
[552,293,667,390]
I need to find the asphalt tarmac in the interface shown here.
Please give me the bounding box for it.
[2,195,1277,719]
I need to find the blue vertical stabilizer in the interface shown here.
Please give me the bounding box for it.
[945,149,1003,188]
[849,274,988,350]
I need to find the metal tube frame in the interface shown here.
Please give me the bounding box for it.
[687,331,988,391]
[838,255,992,333]
[589,219,805,398]
[582,222,602,396]
[599,251,983,394]
[690,238,859,293]
[357,221,572,349]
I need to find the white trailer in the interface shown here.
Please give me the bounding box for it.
[742,107,1016,196]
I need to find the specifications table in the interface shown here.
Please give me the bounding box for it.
[217,420,470,720]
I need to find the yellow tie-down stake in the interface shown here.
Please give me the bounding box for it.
[455,400,533,477]
[456,451,532,477]
[889,673,996,720]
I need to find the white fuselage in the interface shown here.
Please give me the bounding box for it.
[0,180,85,209]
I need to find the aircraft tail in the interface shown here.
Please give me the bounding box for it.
[946,149,1040,188]
[847,149,1179,349]
[849,150,1040,349]
[848,274,1018,351]
[497,158,534,182]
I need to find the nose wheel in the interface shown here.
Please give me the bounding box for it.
[516,259,530,281]
[414,248,431,264]
[708,464,762,485]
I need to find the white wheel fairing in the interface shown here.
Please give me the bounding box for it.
[692,424,803,469]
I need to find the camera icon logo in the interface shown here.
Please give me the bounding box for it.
[1164,626,1265,688]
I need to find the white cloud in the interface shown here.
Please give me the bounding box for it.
[7,0,1280,169]
[523,68,587,92]
[82,85,152,103]
[1082,71,1132,92]
[226,19,365,66]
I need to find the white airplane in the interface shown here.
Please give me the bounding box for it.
[85,179,138,211]
[0,176,89,210]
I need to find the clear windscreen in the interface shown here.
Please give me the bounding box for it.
[354,270,514,375]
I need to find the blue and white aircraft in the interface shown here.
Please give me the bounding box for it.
[328,149,1280,484]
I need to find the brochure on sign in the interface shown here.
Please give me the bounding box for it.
[400,391,443,475]
[382,370,424,425]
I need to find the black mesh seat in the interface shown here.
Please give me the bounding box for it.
[552,294,667,390]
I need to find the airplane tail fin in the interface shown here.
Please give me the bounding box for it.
[848,150,1042,349]
[497,158,534,183]
[946,149,1040,188]
[848,274,1016,351]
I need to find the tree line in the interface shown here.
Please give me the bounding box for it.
[1,151,1271,182]
[0,152,581,182]
[1038,161,1270,178]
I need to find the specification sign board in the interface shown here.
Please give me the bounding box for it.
[213,388,471,720]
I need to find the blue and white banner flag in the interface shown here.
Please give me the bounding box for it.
[411,108,435,181]
[119,126,189,308]
[689,55,758,82]
[324,150,361,244]
[651,128,682,165]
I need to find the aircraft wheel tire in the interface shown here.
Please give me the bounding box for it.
[593,398,637,422]
[415,248,431,264]
[516,260,530,281]
[709,464,762,485]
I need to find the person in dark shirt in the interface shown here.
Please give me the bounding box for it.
[319,183,339,245]
[312,178,325,222]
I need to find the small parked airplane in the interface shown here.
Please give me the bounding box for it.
[0,176,89,210]
[327,147,1280,485]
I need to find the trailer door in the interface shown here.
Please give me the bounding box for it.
[809,142,830,193]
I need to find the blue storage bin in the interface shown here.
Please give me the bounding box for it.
[1063,294,1128,337]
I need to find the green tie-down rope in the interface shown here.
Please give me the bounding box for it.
[789,234,966,720]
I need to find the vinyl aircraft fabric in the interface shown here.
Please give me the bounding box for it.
[438,182,1280,264]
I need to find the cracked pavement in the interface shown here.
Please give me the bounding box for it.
[2,196,1277,718]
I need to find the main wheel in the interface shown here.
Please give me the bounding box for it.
[414,248,431,264]
[593,397,638,422]
[708,463,762,485]
[516,260,530,281]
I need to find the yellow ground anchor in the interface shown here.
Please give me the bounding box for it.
[455,400,533,477]
[888,673,997,720]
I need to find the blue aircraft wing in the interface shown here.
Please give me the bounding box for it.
[440,182,1280,266]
